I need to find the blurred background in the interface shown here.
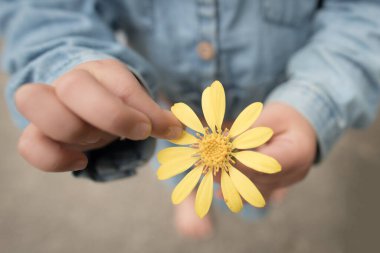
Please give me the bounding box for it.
[1,51,380,253]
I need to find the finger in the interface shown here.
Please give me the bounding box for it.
[256,133,312,183]
[62,137,117,152]
[270,188,288,204]
[18,124,88,172]
[77,60,183,139]
[15,84,113,145]
[239,149,309,200]
[252,103,288,133]
[54,69,151,140]
[233,137,297,196]
[247,164,307,194]
[236,140,299,189]
[256,136,298,172]
[214,178,277,202]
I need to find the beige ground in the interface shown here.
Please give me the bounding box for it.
[1,69,380,253]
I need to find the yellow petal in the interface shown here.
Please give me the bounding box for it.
[195,170,214,218]
[157,147,197,164]
[229,166,265,208]
[168,130,198,145]
[229,102,263,138]
[157,156,199,180]
[221,169,243,213]
[232,127,273,149]
[234,150,281,174]
[172,166,203,205]
[202,87,216,131]
[171,103,205,134]
[211,81,225,131]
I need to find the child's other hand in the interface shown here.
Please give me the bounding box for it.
[229,102,317,202]
[15,59,183,172]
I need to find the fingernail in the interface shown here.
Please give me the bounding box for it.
[84,132,101,144]
[165,126,183,139]
[70,158,87,171]
[85,137,101,144]
[79,138,100,146]
[131,122,151,139]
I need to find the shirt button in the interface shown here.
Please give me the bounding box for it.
[197,41,215,61]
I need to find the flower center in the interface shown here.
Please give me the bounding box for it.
[196,128,233,174]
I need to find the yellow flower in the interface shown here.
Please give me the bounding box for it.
[157,81,281,218]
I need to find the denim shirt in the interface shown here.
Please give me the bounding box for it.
[1,0,380,181]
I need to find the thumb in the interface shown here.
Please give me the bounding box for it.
[77,60,183,139]
[125,86,183,139]
[256,135,298,172]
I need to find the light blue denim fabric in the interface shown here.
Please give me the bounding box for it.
[1,0,380,172]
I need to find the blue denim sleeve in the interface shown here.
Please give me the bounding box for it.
[0,0,157,181]
[267,0,380,160]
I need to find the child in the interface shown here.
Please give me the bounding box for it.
[1,0,380,238]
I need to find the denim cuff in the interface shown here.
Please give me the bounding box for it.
[266,79,346,161]
[74,137,156,182]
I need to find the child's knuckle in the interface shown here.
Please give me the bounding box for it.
[107,108,127,132]
[55,69,88,98]
[66,121,88,142]
[118,83,137,102]
[42,159,62,172]
[41,146,67,172]
[15,85,34,112]
[17,134,31,159]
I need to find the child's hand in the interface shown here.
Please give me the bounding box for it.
[228,102,317,201]
[15,59,183,172]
